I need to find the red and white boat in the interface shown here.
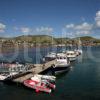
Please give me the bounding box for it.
[24,79,52,93]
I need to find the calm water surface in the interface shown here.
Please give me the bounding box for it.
[0,46,100,100]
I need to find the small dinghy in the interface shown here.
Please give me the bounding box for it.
[41,79,56,89]
[31,75,56,89]
[24,80,52,93]
[34,74,56,83]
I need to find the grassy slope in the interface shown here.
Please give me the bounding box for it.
[0,35,100,44]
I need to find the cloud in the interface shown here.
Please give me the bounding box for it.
[75,22,93,30]
[76,30,91,35]
[65,22,93,36]
[66,24,74,28]
[64,10,100,37]
[36,27,53,32]
[20,27,31,34]
[0,23,6,32]
[35,26,53,35]
[66,22,93,30]
[14,26,53,36]
[95,10,100,27]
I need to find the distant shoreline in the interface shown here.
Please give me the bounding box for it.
[0,35,100,54]
[0,35,100,46]
[0,44,99,54]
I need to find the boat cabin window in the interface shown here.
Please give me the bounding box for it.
[57,57,59,59]
[67,53,74,55]
[64,57,66,59]
[57,57,66,59]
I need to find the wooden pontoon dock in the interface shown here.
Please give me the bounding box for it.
[8,60,56,83]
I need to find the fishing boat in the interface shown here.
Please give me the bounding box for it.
[66,51,77,61]
[52,53,70,75]
[24,79,52,93]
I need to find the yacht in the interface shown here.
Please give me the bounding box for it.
[52,53,70,75]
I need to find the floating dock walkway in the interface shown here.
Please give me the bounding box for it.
[9,60,56,83]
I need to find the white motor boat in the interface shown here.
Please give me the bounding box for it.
[66,51,77,61]
[45,52,56,61]
[52,53,70,75]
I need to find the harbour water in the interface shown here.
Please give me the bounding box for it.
[0,46,100,100]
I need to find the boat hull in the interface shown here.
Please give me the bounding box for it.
[24,80,52,93]
[68,57,77,62]
[45,57,56,61]
[52,64,70,75]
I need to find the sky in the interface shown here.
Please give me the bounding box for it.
[0,0,100,38]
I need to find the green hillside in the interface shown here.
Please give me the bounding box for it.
[79,36,96,41]
[14,35,56,44]
[0,35,100,45]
